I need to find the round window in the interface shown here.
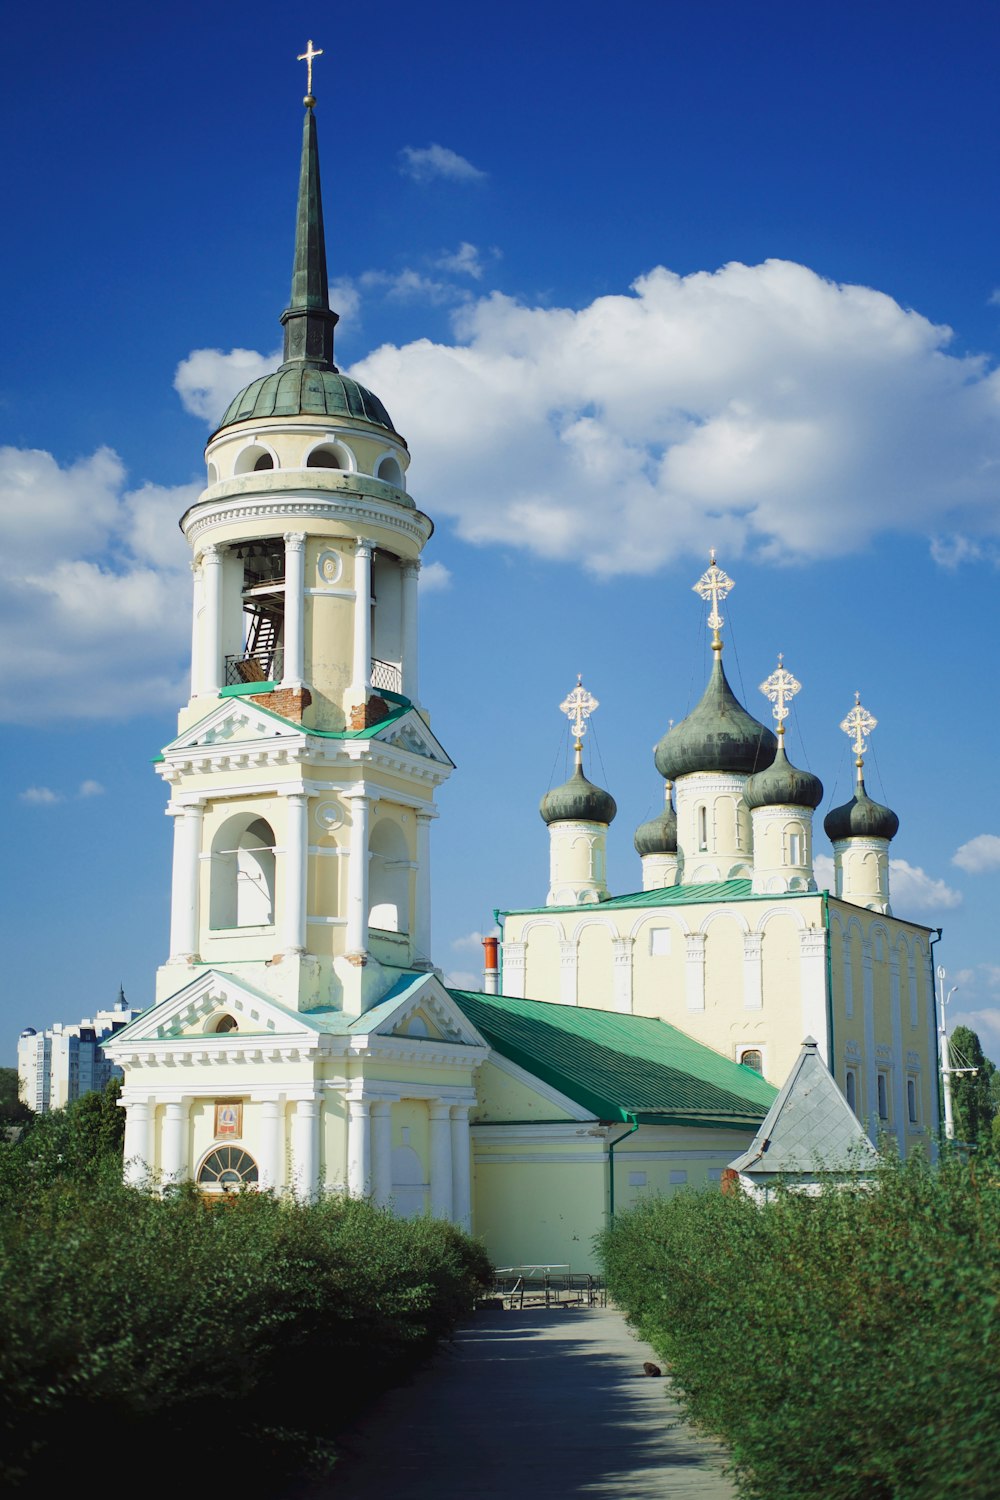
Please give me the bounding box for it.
[199,1147,258,1189]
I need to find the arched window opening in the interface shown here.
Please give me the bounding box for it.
[877,1071,889,1121]
[845,1070,858,1114]
[697,805,708,852]
[206,461,219,485]
[739,1048,763,1074]
[234,444,277,476]
[369,819,410,934]
[377,455,403,488]
[788,830,803,865]
[211,1014,238,1034]
[907,1077,918,1124]
[307,443,350,470]
[227,537,285,684]
[211,815,276,929]
[199,1147,258,1191]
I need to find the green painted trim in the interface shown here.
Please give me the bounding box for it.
[151,754,165,764]
[823,889,835,1071]
[607,1115,638,1218]
[497,880,811,918]
[221,681,279,697]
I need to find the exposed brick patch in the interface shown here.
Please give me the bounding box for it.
[346,951,369,967]
[250,686,312,722]
[348,695,391,731]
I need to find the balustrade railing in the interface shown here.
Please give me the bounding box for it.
[370,657,402,694]
[225,646,284,685]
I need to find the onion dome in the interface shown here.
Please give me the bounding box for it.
[745,744,823,811]
[655,655,777,780]
[212,98,398,440]
[634,786,678,855]
[540,763,617,827]
[824,779,899,842]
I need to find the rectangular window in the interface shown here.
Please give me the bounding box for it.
[907,1077,918,1124]
[698,805,708,851]
[845,1069,858,1114]
[628,1171,647,1187]
[877,1071,889,1121]
[788,832,803,865]
[649,928,671,956]
[669,1169,688,1186]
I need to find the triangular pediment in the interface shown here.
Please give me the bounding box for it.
[372,709,454,767]
[351,972,487,1050]
[165,700,302,754]
[107,970,320,1047]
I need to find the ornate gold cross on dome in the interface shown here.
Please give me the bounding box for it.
[560,675,599,759]
[759,653,801,737]
[840,691,877,777]
[298,39,323,103]
[692,549,735,650]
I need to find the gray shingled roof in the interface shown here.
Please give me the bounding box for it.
[728,1037,880,1177]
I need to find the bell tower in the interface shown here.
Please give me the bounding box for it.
[156,67,453,1016]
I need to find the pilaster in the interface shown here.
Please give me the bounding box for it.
[612,937,633,1013]
[428,1102,453,1220]
[685,934,706,1011]
[743,933,763,1010]
[281,531,306,688]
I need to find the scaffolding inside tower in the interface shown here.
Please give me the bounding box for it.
[226,538,286,685]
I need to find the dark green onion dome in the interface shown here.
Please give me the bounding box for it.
[212,104,398,440]
[217,368,397,435]
[540,764,617,827]
[634,795,678,856]
[823,778,899,842]
[654,654,778,780]
[744,742,823,811]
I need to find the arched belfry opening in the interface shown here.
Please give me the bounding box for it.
[368,819,411,933]
[211,814,277,929]
[227,538,286,684]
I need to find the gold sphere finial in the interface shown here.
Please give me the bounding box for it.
[304,93,316,108]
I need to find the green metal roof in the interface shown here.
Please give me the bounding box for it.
[215,366,397,436]
[500,878,822,918]
[449,989,777,1128]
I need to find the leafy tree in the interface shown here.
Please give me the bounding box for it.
[0,1069,31,1126]
[949,1025,997,1147]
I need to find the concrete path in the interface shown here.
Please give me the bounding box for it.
[298,1307,735,1499]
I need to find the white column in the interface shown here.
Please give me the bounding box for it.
[743,933,763,1010]
[161,1100,188,1186]
[450,1105,472,1232]
[799,928,830,1064]
[257,1099,283,1191]
[122,1098,152,1187]
[347,1098,372,1196]
[371,1101,393,1207]
[413,810,434,967]
[283,791,309,955]
[345,792,372,959]
[189,557,203,698]
[400,560,421,703]
[429,1102,454,1220]
[685,934,707,1011]
[612,937,634,1013]
[169,802,204,962]
[503,941,527,998]
[559,941,578,1006]
[282,532,307,688]
[351,540,374,697]
[200,544,223,696]
[291,1096,321,1200]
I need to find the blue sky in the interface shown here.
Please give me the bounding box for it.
[3,0,1000,1063]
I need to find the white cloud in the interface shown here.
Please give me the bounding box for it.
[434,242,488,280]
[329,278,361,326]
[346,259,1000,576]
[950,1005,1000,1064]
[19,786,62,805]
[173,347,279,424]
[420,561,452,592]
[79,780,105,798]
[451,928,498,950]
[889,859,963,911]
[444,970,480,991]
[990,289,1000,308]
[952,834,1000,874]
[399,144,486,184]
[0,446,196,722]
[814,854,835,889]
[359,268,463,306]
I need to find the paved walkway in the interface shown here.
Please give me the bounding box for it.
[297,1307,735,1499]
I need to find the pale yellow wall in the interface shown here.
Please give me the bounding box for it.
[524,923,560,1002]
[472,1059,577,1124]
[631,915,686,1021]
[578,923,613,1009]
[473,1152,605,1272]
[704,913,745,1008]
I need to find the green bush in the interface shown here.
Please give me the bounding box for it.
[599,1152,1000,1500]
[0,1105,492,1491]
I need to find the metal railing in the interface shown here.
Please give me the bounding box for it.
[491,1266,606,1309]
[370,657,402,694]
[225,646,284,686]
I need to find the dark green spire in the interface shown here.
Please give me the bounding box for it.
[280,107,338,371]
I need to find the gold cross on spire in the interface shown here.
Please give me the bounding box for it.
[839,691,878,781]
[298,39,324,104]
[759,653,801,738]
[560,675,599,765]
[692,549,735,652]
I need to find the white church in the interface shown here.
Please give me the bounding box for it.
[107,62,941,1270]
